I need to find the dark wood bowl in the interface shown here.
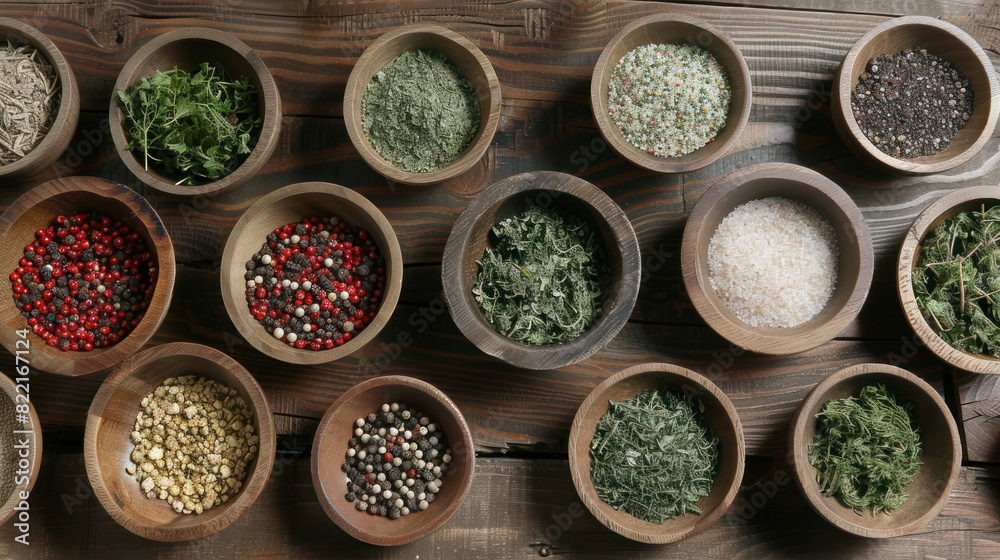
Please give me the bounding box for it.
[343,24,501,186]
[898,185,1000,374]
[110,27,282,196]
[568,362,745,544]
[311,375,475,546]
[441,171,641,370]
[681,162,873,355]
[220,182,403,365]
[0,18,80,179]
[788,363,961,538]
[0,177,176,376]
[84,342,276,542]
[0,370,41,526]
[832,16,1000,175]
[590,14,752,173]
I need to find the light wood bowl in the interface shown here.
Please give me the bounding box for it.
[0,18,80,180]
[110,27,281,196]
[832,16,1000,175]
[343,24,501,186]
[84,342,276,542]
[681,162,873,355]
[0,177,176,376]
[568,362,744,544]
[789,363,961,538]
[898,185,1000,374]
[441,171,641,370]
[220,182,402,365]
[590,14,752,173]
[0,371,41,527]
[311,375,475,546]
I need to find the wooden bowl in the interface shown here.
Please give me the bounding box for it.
[343,24,501,186]
[220,182,402,365]
[84,342,277,542]
[832,16,1000,175]
[681,162,873,355]
[0,177,176,376]
[789,363,961,538]
[0,18,80,179]
[898,185,1000,374]
[311,375,475,546]
[568,362,745,544]
[110,27,281,196]
[590,14,752,173]
[0,371,42,527]
[441,171,641,370]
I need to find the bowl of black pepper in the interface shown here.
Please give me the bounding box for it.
[311,375,475,546]
[220,181,403,365]
[833,16,1000,174]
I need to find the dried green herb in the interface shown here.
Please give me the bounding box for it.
[808,384,922,515]
[589,389,718,523]
[116,62,261,186]
[361,49,479,173]
[0,40,59,165]
[914,203,1000,357]
[472,204,607,345]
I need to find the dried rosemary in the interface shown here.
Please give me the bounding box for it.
[472,204,607,345]
[0,40,59,165]
[808,384,922,515]
[589,389,718,523]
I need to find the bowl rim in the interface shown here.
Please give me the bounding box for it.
[343,24,502,186]
[0,370,42,526]
[567,362,745,544]
[681,161,874,355]
[0,17,80,179]
[220,181,403,365]
[787,362,962,538]
[833,15,1000,175]
[440,170,641,370]
[590,13,752,173]
[310,374,476,546]
[109,26,282,197]
[897,185,1000,374]
[0,176,176,376]
[83,341,277,542]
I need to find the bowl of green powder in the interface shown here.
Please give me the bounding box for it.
[569,362,745,543]
[344,25,501,186]
[591,14,751,173]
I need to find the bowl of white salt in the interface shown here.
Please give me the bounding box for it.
[681,162,873,355]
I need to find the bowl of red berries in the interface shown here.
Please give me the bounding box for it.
[220,182,403,364]
[0,176,176,376]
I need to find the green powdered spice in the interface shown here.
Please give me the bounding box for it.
[472,204,607,345]
[913,203,1000,357]
[361,49,480,173]
[808,384,922,515]
[589,389,718,523]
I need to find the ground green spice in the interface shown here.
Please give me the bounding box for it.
[589,389,718,523]
[361,49,480,173]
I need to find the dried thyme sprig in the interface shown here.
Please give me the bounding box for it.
[0,40,59,165]
[808,384,922,515]
[589,389,718,523]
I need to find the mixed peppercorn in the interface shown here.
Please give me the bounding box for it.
[244,217,386,350]
[343,402,452,519]
[10,212,156,351]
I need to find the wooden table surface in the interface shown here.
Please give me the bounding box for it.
[1,0,1000,558]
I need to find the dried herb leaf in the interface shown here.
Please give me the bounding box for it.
[0,40,60,165]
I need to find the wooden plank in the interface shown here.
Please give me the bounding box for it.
[957,368,1000,463]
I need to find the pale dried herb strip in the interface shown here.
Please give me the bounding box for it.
[589,389,718,523]
[808,384,922,515]
[0,40,60,165]
[913,203,1000,357]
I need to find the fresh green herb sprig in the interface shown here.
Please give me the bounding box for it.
[808,384,922,515]
[914,204,1000,357]
[589,389,718,523]
[116,62,261,186]
[472,204,607,345]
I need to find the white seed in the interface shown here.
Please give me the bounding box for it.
[287,333,297,343]
[261,254,272,265]
[324,258,334,268]
[340,291,350,300]
[273,328,285,339]
[290,235,300,244]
